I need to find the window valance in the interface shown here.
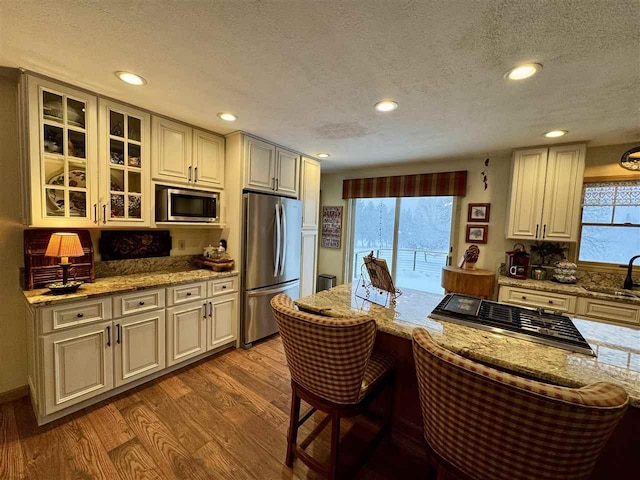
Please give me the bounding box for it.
[342,171,467,199]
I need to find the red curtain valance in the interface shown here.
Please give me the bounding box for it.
[342,171,467,199]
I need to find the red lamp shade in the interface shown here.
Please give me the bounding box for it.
[45,233,85,263]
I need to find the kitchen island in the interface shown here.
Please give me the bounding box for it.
[296,283,640,480]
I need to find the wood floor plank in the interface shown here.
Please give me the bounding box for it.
[0,402,24,480]
[58,415,120,479]
[13,397,73,480]
[1,336,427,480]
[82,401,134,452]
[120,401,211,480]
[156,373,192,400]
[108,438,169,480]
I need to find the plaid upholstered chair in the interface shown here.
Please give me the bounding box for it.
[412,328,629,480]
[271,294,395,479]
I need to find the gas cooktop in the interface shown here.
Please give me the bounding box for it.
[430,294,595,356]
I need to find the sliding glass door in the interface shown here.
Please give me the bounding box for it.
[350,196,454,294]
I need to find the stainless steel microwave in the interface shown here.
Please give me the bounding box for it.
[155,187,219,223]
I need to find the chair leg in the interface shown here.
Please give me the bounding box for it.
[329,412,340,479]
[286,386,301,467]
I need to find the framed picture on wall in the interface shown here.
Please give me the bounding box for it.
[321,206,343,249]
[467,203,491,222]
[465,225,488,244]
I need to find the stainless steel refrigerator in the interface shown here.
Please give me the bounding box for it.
[242,192,302,346]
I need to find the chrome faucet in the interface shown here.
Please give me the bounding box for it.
[623,255,640,290]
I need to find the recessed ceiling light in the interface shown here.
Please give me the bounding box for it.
[217,112,237,122]
[374,100,398,112]
[317,153,330,158]
[505,63,542,80]
[115,71,147,85]
[544,130,568,138]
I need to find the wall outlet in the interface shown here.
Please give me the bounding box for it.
[178,239,186,250]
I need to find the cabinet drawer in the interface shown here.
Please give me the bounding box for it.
[41,299,112,334]
[208,276,238,297]
[113,289,165,317]
[576,298,640,326]
[499,286,576,313]
[166,282,207,306]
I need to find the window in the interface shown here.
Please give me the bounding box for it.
[578,181,640,265]
[350,196,454,294]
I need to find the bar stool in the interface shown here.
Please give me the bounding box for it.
[412,328,628,480]
[270,294,395,479]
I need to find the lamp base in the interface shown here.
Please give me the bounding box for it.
[47,281,83,294]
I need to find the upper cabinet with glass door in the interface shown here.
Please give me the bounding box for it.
[24,75,98,227]
[98,99,151,226]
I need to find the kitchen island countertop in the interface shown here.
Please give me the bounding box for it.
[23,269,239,307]
[295,283,640,408]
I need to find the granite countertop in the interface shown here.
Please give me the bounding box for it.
[498,275,640,306]
[24,269,239,307]
[295,283,640,408]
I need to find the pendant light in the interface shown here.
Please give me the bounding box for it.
[620,146,640,171]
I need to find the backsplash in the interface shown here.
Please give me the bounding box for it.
[94,255,198,278]
[574,270,631,290]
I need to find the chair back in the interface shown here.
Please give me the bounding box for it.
[271,294,377,404]
[412,328,629,480]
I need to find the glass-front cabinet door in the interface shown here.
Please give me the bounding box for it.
[26,75,98,226]
[98,99,151,226]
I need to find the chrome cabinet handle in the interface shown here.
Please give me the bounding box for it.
[535,224,539,238]
[209,301,213,318]
[116,324,121,344]
[93,204,98,224]
[188,165,192,182]
[203,303,207,320]
[106,326,111,347]
[271,177,275,190]
[542,224,547,239]
[194,167,198,183]
[275,178,279,191]
[103,204,107,224]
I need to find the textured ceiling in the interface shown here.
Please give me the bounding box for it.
[1,0,639,171]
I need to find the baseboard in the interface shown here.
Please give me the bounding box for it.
[0,385,29,405]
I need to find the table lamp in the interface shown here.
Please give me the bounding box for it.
[45,232,85,293]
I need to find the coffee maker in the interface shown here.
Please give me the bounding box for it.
[505,243,529,279]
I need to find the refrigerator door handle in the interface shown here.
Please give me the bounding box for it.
[280,204,287,276]
[274,203,281,277]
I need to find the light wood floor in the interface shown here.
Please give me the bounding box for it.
[0,336,427,479]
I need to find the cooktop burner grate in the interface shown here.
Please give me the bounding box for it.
[430,294,595,356]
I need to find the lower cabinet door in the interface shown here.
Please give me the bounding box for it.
[166,301,207,366]
[42,320,114,415]
[300,229,318,297]
[114,310,166,387]
[207,293,238,351]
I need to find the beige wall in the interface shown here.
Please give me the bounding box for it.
[583,142,640,180]
[318,153,514,285]
[0,71,27,394]
[317,141,640,286]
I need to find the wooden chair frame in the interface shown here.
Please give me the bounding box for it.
[286,371,395,479]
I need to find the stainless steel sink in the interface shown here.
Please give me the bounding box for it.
[583,286,640,298]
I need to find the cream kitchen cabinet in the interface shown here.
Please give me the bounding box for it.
[299,156,321,296]
[300,229,319,297]
[26,273,239,425]
[300,156,321,229]
[98,99,151,226]
[151,116,225,190]
[243,134,300,198]
[166,300,207,366]
[42,320,114,414]
[506,144,586,241]
[498,285,577,313]
[21,74,99,227]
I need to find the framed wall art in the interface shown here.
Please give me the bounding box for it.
[321,206,343,249]
[465,225,488,244]
[467,203,491,222]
